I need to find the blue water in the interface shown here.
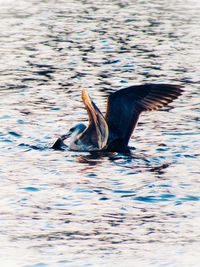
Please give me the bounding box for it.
[0,0,200,266]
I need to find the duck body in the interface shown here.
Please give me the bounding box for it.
[52,84,183,152]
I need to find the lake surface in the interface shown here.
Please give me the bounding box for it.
[0,0,200,266]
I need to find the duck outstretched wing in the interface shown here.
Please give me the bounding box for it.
[105,84,183,151]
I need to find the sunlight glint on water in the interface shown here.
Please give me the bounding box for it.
[0,0,200,266]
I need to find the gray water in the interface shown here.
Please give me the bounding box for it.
[0,0,200,266]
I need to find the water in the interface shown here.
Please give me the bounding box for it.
[0,0,200,266]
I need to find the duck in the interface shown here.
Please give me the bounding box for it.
[52,84,183,152]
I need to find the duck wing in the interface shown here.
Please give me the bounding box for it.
[79,90,108,150]
[105,84,183,151]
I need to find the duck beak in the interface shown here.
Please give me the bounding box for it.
[61,131,71,140]
[51,131,71,150]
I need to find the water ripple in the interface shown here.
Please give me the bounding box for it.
[0,0,200,267]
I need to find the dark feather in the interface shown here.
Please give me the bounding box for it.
[105,84,183,151]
